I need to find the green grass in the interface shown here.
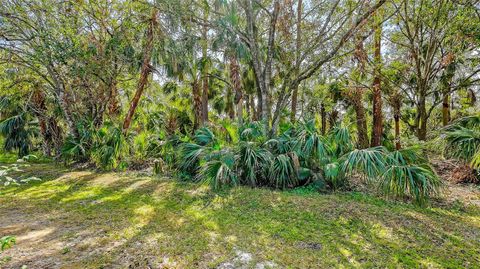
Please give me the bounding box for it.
[0,162,479,268]
[0,151,17,163]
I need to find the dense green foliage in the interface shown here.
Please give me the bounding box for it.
[179,121,441,203]
[0,0,479,206]
[444,114,480,167]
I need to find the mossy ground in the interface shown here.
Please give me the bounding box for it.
[0,160,479,268]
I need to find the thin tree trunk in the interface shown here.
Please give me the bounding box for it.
[31,89,50,156]
[230,54,243,123]
[394,114,401,150]
[468,89,477,106]
[290,0,302,123]
[320,103,326,135]
[442,93,450,126]
[352,90,369,149]
[46,64,78,139]
[262,0,279,124]
[201,25,209,124]
[108,79,120,115]
[244,0,279,127]
[245,95,251,120]
[256,89,263,120]
[417,92,427,140]
[329,110,338,130]
[441,65,454,126]
[371,9,383,147]
[59,90,79,139]
[227,87,235,120]
[201,75,209,123]
[122,9,157,133]
[388,91,403,150]
[250,95,257,121]
[192,78,202,130]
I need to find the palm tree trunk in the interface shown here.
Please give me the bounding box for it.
[192,78,202,130]
[227,87,235,120]
[352,90,369,149]
[230,55,243,123]
[371,9,383,147]
[31,89,50,156]
[122,8,157,134]
[201,25,209,124]
[394,114,401,150]
[321,103,326,135]
[329,110,338,130]
[468,89,477,106]
[58,89,79,139]
[290,0,302,123]
[442,93,450,126]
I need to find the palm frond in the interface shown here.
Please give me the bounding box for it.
[380,163,441,204]
[180,143,211,173]
[239,121,266,142]
[330,125,353,156]
[197,149,238,189]
[269,153,298,189]
[0,113,36,157]
[194,127,216,146]
[323,161,346,189]
[340,146,387,179]
[444,127,480,161]
[237,141,271,186]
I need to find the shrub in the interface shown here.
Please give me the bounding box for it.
[178,121,442,203]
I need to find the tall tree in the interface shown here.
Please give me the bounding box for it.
[123,8,158,133]
[290,0,303,123]
[371,7,383,146]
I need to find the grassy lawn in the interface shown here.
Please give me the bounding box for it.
[1,162,480,268]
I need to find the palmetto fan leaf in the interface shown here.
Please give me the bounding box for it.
[194,127,216,146]
[330,125,353,156]
[381,149,441,203]
[444,114,480,131]
[295,121,332,165]
[380,163,441,204]
[237,141,271,186]
[393,146,428,165]
[443,115,480,170]
[269,153,298,189]
[92,126,127,169]
[0,113,37,157]
[264,133,298,155]
[444,126,480,162]
[197,149,238,190]
[324,161,345,188]
[180,143,211,172]
[239,121,266,142]
[471,150,480,169]
[340,146,387,180]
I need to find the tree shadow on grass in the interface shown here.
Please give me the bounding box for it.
[1,163,479,268]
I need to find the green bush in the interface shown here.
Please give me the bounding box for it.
[444,114,480,169]
[178,120,442,203]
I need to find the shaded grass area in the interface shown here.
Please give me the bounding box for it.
[0,162,479,268]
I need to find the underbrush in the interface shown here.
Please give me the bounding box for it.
[178,120,441,203]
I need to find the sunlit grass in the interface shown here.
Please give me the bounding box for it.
[0,162,479,268]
